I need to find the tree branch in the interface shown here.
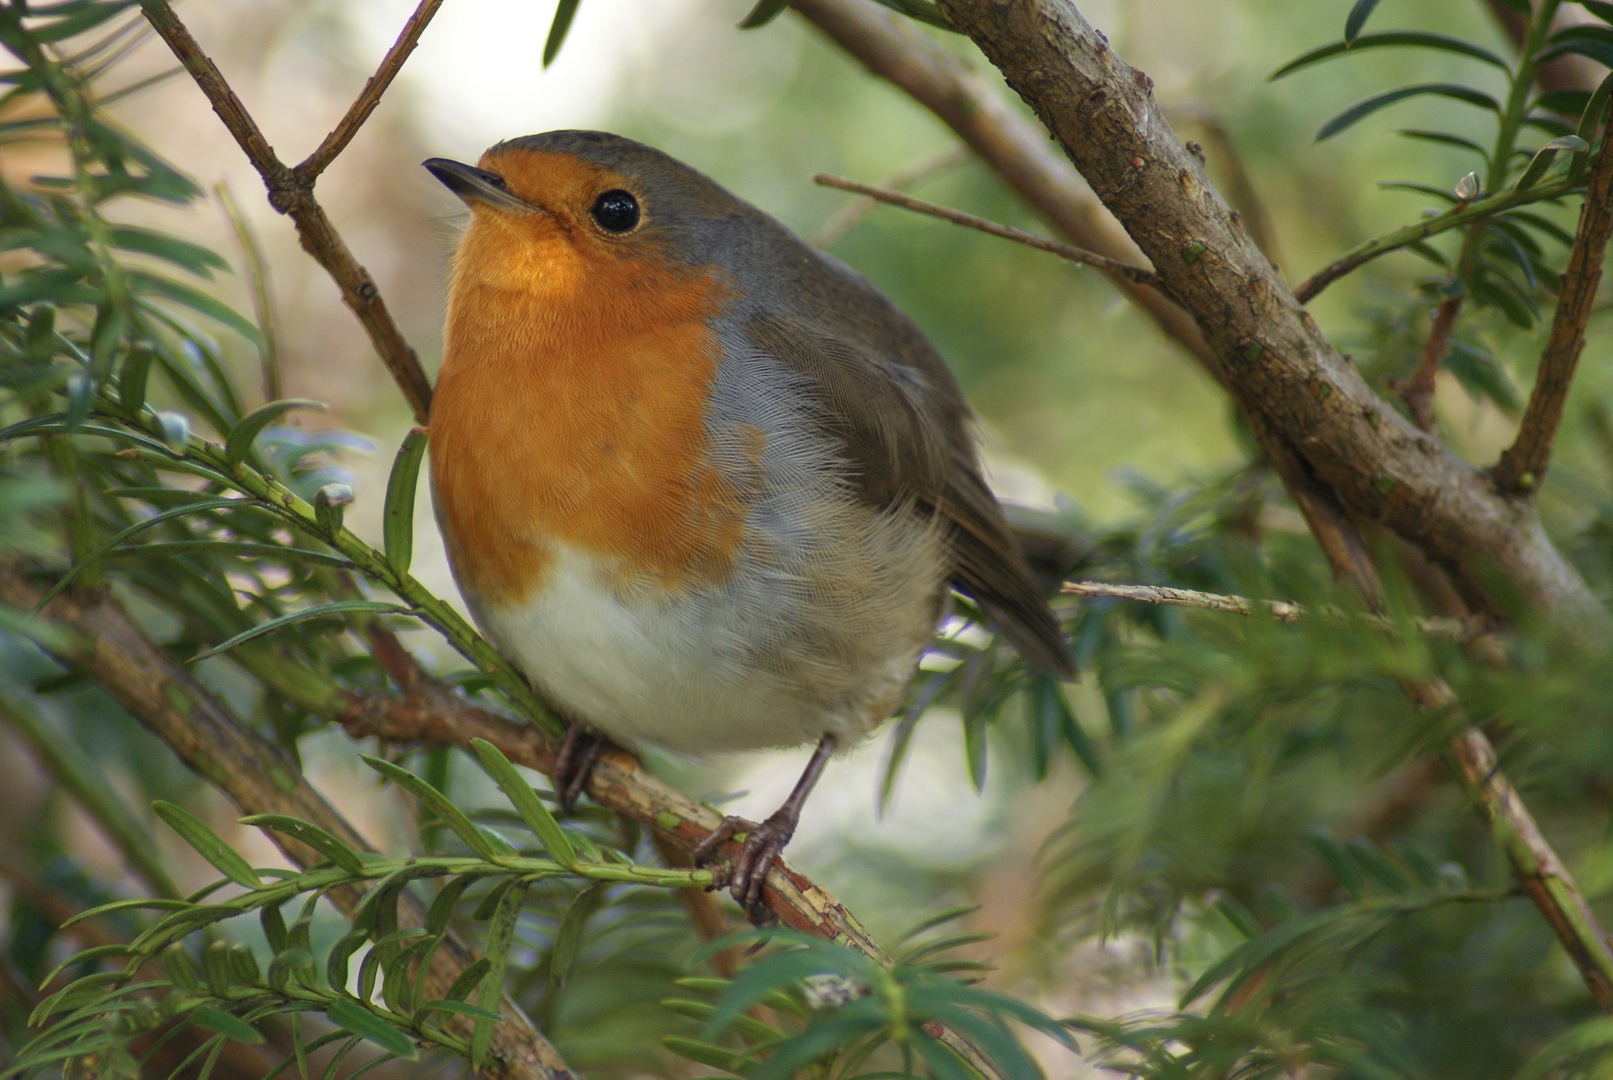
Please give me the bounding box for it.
[811,143,970,247]
[304,680,1002,1077]
[0,558,1004,1077]
[1399,295,1462,434]
[332,684,880,944]
[1062,579,1474,637]
[0,564,574,1080]
[882,0,1613,1010]
[295,0,443,180]
[789,0,1220,377]
[1291,173,1581,304]
[140,2,434,424]
[813,173,1166,290]
[1495,95,1613,494]
[933,0,1606,632]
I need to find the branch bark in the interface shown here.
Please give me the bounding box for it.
[140,2,435,424]
[0,565,574,1080]
[931,0,1606,633]
[808,0,1613,1009]
[1495,95,1613,494]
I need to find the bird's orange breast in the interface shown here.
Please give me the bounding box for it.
[429,209,743,606]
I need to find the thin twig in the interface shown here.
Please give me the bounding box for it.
[814,173,1166,291]
[216,181,280,402]
[1399,295,1462,434]
[1495,95,1613,494]
[1446,721,1613,1009]
[1291,172,1581,304]
[811,143,971,248]
[790,0,1219,376]
[296,0,444,181]
[1061,580,1473,637]
[140,2,434,423]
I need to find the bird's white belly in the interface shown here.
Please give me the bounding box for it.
[469,542,920,754]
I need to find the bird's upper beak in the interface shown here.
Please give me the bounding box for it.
[423,157,537,215]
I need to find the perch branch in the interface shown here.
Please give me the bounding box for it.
[292,677,1000,1077]
[814,173,1166,291]
[1495,92,1613,494]
[1,559,1000,1078]
[140,1,434,423]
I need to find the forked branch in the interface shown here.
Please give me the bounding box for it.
[296,0,444,180]
[140,2,435,423]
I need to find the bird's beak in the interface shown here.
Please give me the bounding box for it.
[423,157,537,215]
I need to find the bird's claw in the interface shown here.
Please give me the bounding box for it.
[552,723,607,812]
[692,810,797,923]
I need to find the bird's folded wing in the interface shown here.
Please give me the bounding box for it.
[744,315,1072,677]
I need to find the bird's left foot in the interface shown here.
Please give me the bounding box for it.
[552,722,609,812]
[692,808,799,923]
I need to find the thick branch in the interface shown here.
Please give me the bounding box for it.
[873,0,1613,1009]
[934,0,1606,633]
[140,2,434,424]
[1495,97,1613,494]
[0,565,573,1080]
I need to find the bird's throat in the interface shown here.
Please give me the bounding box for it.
[429,233,744,606]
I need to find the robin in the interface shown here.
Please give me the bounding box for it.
[423,131,1070,914]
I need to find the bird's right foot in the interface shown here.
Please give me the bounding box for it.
[551,723,607,812]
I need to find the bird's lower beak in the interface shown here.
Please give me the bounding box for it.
[423,158,537,215]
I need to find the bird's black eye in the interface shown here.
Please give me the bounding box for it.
[589,189,639,233]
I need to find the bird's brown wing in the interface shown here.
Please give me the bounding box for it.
[745,315,1073,677]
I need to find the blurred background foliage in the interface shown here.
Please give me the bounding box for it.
[6,0,1613,1078]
